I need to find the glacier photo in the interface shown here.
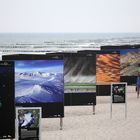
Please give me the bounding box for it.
[15,60,64,103]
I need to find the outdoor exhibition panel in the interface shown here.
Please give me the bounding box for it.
[78,50,120,96]
[101,45,140,85]
[63,52,96,106]
[2,54,64,118]
[0,61,15,139]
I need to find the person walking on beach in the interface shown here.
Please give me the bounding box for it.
[136,75,140,98]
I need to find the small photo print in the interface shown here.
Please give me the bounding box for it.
[16,107,41,140]
[112,83,126,103]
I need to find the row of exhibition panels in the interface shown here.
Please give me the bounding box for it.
[0,44,139,139]
[3,81,128,140]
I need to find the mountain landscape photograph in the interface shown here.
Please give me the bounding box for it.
[15,60,64,103]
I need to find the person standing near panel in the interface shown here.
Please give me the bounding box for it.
[136,75,140,98]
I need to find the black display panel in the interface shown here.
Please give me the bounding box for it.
[101,45,139,85]
[0,61,15,139]
[64,53,96,105]
[66,93,96,105]
[2,54,64,118]
[96,85,111,96]
[138,63,140,75]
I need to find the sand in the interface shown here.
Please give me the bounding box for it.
[41,86,140,140]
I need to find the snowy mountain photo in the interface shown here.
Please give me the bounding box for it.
[15,60,64,103]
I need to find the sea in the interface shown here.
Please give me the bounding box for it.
[1,33,140,57]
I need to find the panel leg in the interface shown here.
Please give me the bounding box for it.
[93,105,95,115]
[110,104,112,119]
[137,86,139,98]
[60,117,63,130]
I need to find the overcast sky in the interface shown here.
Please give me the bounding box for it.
[0,0,140,33]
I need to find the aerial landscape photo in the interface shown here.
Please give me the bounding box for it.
[96,54,120,84]
[64,55,96,93]
[18,108,40,128]
[120,49,140,76]
[15,60,64,103]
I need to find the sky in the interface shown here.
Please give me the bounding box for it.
[15,60,64,73]
[0,0,140,33]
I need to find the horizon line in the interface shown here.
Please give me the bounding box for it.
[1,32,140,34]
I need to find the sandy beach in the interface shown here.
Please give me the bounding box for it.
[41,86,140,140]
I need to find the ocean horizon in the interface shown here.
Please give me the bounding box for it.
[0,32,140,44]
[1,32,140,57]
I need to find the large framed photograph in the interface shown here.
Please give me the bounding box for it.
[64,53,96,105]
[15,60,64,104]
[3,54,64,118]
[64,53,96,94]
[96,52,120,85]
[111,82,127,103]
[16,107,41,140]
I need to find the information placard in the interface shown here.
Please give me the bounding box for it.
[111,83,126,103]
[110,82,127,118]
[16,107,41,140]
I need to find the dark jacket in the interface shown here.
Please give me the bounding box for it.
[137,76,140,87]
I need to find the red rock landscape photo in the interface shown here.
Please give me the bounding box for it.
[96,54,120,84]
